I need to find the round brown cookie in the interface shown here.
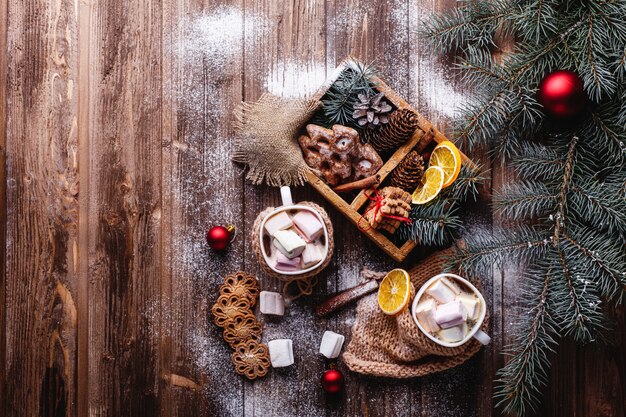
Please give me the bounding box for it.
[219,271,259,305]
[223,313,264,348]
[231,340,271,380]
[211,294,253,328]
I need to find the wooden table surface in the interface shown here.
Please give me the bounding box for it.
[2,0,624,416]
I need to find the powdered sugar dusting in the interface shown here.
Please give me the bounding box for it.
[416,56,472,119]
[265,60,327,98]
[178,6,268,69]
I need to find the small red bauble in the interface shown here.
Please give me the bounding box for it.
[321,368,344,394]
[206,225,235,250]
[537,70,587,118]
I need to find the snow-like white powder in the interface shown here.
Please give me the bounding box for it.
[160,5,488,416]
[178,6,268,68]
[265,60,327,98]
[416,56,473,119]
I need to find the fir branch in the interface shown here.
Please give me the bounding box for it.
[421,0,516,54]
[552,135,578,244]
[495,264,558,416]
[561,228,626,303]
[422,2,626,413]
[397,201,462,246]
[553,248,606,343]
[321,60,378,127]
[442,162,486,201]
[451,226,551,277]
[569,178,626,240]
[494,181,557,219]
[511,142,563,181]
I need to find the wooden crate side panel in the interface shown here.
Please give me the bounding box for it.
[305,171,407,262]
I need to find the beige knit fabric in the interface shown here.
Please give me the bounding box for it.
[343,249,488,378]
[252,202,334,300]
[232,94,320,187]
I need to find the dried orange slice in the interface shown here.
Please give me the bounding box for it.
[429,141,462,188]
[377,269,413,315]
[411,166,445,205]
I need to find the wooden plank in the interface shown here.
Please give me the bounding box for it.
[241,0,329,416]
[306,171,415,262]
[162,0,246,415]
[77,0,92,415]
[0,0,7,409]
[325,1,417,416]
[406,0,495,415]
[85,1,165,415]
[5,0,80,415]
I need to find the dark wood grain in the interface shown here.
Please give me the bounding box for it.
[1,1,624,416]
[0,0,7,410]
[241,1,331,416]
[85,1,164,415]
[5,0,80,415]
[163,0,246,415]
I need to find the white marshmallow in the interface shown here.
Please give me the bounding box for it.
[414,297,440,333]
[272,230,306,258]
[292,211,324,242]
[438,322,468,343]
[435,301,467,329]
[268,339,294,368]
[426,280,456,304]
[456,292,480,320]
[275,252,301,272]
[301,243,323,268]
[440,276,463,295]
[259,291,285,316]
[319,331,345,359]
[264,211,293,236]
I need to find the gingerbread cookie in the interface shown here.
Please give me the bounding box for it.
[223,314,264,348]
[219,271,259,305]
[231,340,271,380]
[298,124,383,186]
[212,294,253,328]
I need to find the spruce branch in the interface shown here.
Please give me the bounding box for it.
[451,226,551,277]
[561,228,626,303]
[494,181,557,219]
[321,60,378,128]
[443,162,486,201]
[397,201,462,246]
[422,2,626,413]
[552,135,578,243]
[554,247,606,343]
[494,264,558,416]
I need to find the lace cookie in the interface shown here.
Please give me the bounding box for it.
[223,314,264,348]
[212,294,253,328]
[219,271,259,305]
[231,340,271,380]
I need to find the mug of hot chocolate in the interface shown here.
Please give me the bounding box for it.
[411,273,491,347]
[259,186,330,275]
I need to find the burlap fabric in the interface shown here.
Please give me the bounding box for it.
[232,94,319,187]
[343,249,489,378]
[252,202,334,300]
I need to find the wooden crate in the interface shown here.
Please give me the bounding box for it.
[306,58,473,262]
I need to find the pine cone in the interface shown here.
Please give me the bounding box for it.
[367,109,419,152]
[389,151,425,192]
[352,92,393,128]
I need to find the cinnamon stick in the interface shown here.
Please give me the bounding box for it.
[333,175,380,193]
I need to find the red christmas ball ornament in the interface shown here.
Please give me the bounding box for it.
[206,224,236,250]
[537,70,587,118]
[321,368,345,394]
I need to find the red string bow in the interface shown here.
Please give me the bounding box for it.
[358,188,412,232]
